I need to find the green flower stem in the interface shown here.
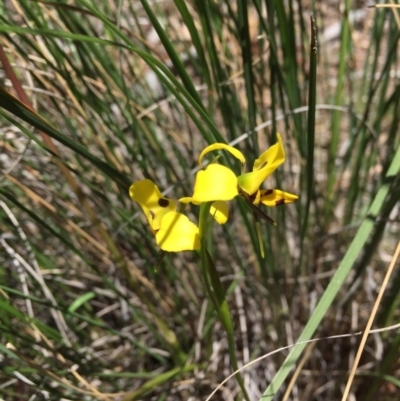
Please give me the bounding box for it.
[198,203,250,401]
[198,203,219,312]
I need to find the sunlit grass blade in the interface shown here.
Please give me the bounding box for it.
[237,0,258,153]
[326,0,351,217]
[138,0,205,109]
[300,14,317,243]
[0,88,130,187]
[120,366,196,401]
[173,0,212,87]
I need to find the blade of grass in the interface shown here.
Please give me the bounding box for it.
[192,0,243,141]
[326,0,351,216]
[0,89,129,186]
[173,0,212,88]
[237,0,258,153]
[138,0,205,109]
[121,365,195,401]
[67,291,96,313]
[274,1,304,152]
[0,18,225,144]
[300,14,317,246]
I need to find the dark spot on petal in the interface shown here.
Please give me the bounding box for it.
[275,199,285,206]
[264,189,273,195]
[158,198,169,207]
[249,192,257,201]
[149,210,155,219]
[258,161,268,170]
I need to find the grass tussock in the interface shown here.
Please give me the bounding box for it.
[0,1,399,400]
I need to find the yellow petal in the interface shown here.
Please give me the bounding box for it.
[238,134,285,195]
[178,197,192,204]
[259,189,298,207]
[210,201,229,224]
[192,164,239,203]
[252,190,262,205]
[129,179,176,230]
[198,143,246,167]
[253,134,285,171]
[156,212,200,252]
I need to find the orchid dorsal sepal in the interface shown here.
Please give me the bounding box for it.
[198,143,246,167]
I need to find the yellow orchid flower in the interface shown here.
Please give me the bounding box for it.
[129,179,200,252]
[181,134,298,223]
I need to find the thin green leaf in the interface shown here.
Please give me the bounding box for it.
[68,292,96,313]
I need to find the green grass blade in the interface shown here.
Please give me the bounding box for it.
[0,88,130,187]
[173,0,212,87]
[237,0,258,153]
[67,291,96,313]
[301,14,317,242]
[326,0,351,212]
[138,0,205,109]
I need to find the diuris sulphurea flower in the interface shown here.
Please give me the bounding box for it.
[180,134,298,219]
[179,134,298,256]
[129,180,229,252]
